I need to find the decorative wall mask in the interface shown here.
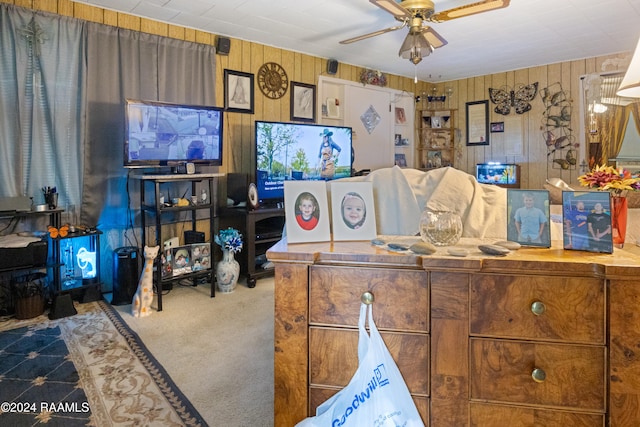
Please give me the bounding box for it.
[488,82,538,115]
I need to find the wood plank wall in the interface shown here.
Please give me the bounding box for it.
[4,0,632,191]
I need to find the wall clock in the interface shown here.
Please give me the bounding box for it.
[257,62,289,99]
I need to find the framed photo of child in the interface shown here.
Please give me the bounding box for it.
[506,189,551,247]
[284,181,330,243]
[330,182,377,241]
[562,190,613,253]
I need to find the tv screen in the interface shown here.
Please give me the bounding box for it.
[255,121,353,206]
[124,99,223,168]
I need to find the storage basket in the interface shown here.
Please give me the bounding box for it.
[11,272,47,319]
[14,294,44,319]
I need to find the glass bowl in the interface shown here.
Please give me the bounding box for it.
[419,209,463,246]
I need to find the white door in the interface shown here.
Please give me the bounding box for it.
[344,85,394,172]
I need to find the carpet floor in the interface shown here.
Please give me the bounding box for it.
[113,277,275,426]
[0,299,208,426]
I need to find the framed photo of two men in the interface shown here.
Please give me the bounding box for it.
[562,191,613,254]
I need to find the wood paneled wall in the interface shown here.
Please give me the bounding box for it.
[4,0,631,190]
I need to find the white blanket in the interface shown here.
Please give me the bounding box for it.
[337,166,507,238]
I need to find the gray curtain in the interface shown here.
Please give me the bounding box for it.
[0,4,85,211]
[84,24,217,230]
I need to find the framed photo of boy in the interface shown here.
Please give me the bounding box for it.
[562,191,613,253]
[507,189,551,247]
[330,182,377,241]
[284,181,330,243]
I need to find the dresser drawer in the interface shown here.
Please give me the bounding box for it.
[309,326,429,395]
[309,265,428,332]
[470,275,604,344]
[470,338,606,412]
[470,402,604,426]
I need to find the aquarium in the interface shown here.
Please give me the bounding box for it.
[476,163,520,188]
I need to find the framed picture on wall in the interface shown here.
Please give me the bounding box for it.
[466,100,489,145]
[490,121,504,132]
[224,69,254,114]
[290,81,316,122]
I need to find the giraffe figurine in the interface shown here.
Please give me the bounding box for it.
[131,245,159,318]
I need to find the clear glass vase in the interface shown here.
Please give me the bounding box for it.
[419,209,463,246]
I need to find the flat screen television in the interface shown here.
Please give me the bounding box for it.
[123,99,223,169]
[255,121,353,206]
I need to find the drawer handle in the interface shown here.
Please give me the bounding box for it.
[531,368,546,383]
[361,291,375,305]
[531,301,546,316]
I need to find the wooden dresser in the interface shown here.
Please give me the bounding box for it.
[267,238,640,427]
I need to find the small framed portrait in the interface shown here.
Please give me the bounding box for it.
[290,81,316,122]
[224,69,254,114]
[490,121,504,132]
[507,189,551,247]
[330,182,377,241]
[431,116,442,129]
[395,107,406,124]
[394,153,407,167]
[172,246,193,276]
[284,181,330,243]
[427,151,442,168]
[562,191,613,253]
[394,133,402,146]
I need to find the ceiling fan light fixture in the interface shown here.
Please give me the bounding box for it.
[399,32,434,65]
[398,32,446,65]
[617,36,640,98]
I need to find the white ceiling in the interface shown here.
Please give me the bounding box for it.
[72,0,640,82]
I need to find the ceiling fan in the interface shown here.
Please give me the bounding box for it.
[341,0,511,64]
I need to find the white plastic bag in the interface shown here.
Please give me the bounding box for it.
[296,302,424,427]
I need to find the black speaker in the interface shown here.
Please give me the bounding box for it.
[216,36,231,55]
[227,172,248,206]
[327,59,339,75]
[112,247,139,305]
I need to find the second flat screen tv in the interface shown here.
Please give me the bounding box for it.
[255,121,353,207]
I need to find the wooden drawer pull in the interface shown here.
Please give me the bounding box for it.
[361,291,375,305]
[530,301,546,316]
[531,368,546,383]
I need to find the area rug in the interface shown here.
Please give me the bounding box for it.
[0,300,207,426]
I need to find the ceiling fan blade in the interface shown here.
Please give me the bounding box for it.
[422,27,447,49]
[340,22,406,44]
[430,0,510,22]
[369,0,412,20]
